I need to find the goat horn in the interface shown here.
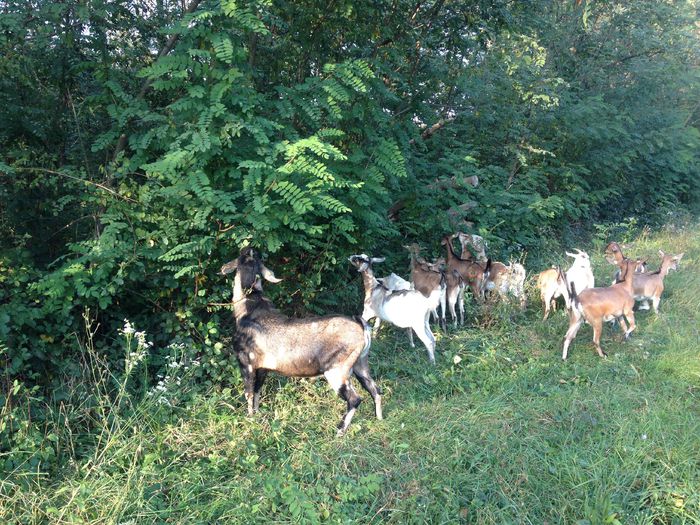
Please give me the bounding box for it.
[220,259,238,275]
[261,264,282,283]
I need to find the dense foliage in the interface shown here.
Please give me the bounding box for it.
[1,0,699,386]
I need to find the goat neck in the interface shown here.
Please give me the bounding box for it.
[442,235,459,264]
[222,247,281,321]
[614,259,637,294]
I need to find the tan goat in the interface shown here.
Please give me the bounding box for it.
[615,250,683,314]
[484,261,527,307]
[537,266,567,320]
[562,258,640,360]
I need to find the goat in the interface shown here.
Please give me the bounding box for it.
[613,250,683,313]
[441,235,491,303]
[454,232,488,263]
[562,258,640,360]
[371,272,413,335]
[537,249,595,320]
[377,272,412,292]
[604,242,649,279]
[604,241,649,306]
[349,254,438,364]
[536,266,567,320]
[483,261,527,308]
[220,247,382,436]
[404,243,447,330]
[419,256,466,327]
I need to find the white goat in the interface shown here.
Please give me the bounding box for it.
[372,272,413,334]
[349,254,438,364]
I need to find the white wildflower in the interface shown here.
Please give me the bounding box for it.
[453,355,462,365]
[121,319,135,335]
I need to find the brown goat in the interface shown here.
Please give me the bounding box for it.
[604,241,648,281]
[441,235,491,302]
[405,243,447,329]
[562,259,640,360]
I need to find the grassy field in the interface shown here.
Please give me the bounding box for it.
[2,224,699,524]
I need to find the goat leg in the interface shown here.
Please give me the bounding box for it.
[353,355,383,420]
[413,320,436,364]
[253,369,268,412]
[239,362,257,415]
[336,383,362,437]
[590,319,607,358]
[562,315,584,360]
[407,328,415,348]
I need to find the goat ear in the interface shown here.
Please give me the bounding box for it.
[261,264,282,283]
[565,251,576,258]
[220,260,238,275]
[673,253,684,261]
[371,257,385,263]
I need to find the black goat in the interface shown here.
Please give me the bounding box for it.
[220,247,382,435]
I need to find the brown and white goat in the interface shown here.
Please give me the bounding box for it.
[483,260,527,308]
[221,247,382,436]
[613,250,683,314]
[562,258,640,360]
[349,254,438,363]
[605,241,649,282]
[421,256,466,326]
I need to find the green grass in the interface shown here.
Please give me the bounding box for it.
[2,224,699,524]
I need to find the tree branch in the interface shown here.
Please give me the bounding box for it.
[111,0,204,163]
[409,116,456,144]
[13,167,138,203]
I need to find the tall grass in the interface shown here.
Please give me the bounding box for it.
[1,222,699,524]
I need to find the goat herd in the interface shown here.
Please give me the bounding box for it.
[220,235,684,435]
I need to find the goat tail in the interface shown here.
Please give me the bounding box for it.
[569,281,581,312]
[556,265,568,295]
[355,316,373,359]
